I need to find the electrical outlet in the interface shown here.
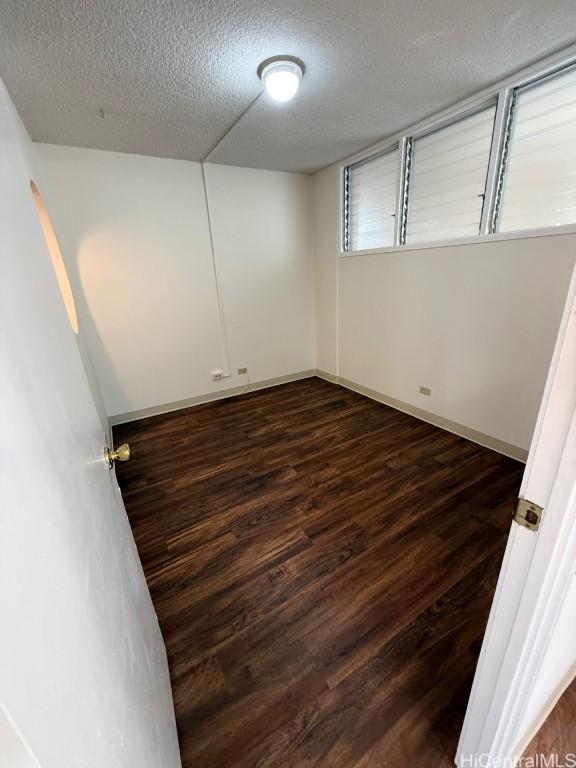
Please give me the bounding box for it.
[211,370,224,381]
[419,385,432,396]
[238,367,248,375]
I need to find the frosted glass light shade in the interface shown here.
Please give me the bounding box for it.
[260,60,302,102]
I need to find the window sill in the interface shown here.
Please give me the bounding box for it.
[339,224,576,258]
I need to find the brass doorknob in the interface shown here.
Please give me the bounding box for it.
[104,443,130,468]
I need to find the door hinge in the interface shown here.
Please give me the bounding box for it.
[513,498,543,532]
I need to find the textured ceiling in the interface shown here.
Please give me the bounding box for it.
[0,0,575,173]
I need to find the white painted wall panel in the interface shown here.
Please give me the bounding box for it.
[200,163,316,385]
[34,145,316,417]
[313,167,339,375]
[313,164,576,452]
[337,238,574,450]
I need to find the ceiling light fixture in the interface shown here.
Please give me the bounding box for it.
[258,56,304,103]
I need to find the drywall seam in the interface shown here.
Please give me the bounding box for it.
[316,370,528,462]
[109,369,317,426]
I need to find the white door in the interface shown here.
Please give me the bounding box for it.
[0,81,181,768]
[457,259,576,766]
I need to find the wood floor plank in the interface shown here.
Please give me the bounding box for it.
[114,376,526,768]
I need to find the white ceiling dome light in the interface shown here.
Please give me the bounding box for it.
[258,57,304,103]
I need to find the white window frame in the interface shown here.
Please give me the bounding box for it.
[340,43,576,257]
[344,143,401,251]
[404,100,497,245]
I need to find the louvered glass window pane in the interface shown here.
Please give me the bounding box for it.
[406,106,496,244]
[498,65,576,232]
[348,147,398,250]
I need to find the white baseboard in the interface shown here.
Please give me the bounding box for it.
[315,369,528,463]
[110,367,528,462]
[109,370,317,427]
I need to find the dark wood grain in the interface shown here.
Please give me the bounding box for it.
[114,376,524,768]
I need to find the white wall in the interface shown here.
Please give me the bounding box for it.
[313,164,576,453]
[33,139,574,453]
[205,163,316,383]
[34,144,316,418]
[313,164,339,375]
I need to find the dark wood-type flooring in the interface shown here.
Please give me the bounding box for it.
[114,377,525,768]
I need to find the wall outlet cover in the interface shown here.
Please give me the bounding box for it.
[419,385,432,396]
[238,367,248,375]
